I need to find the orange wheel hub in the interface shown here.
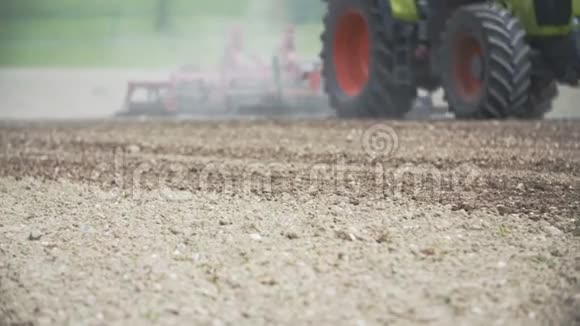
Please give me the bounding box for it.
[333,10,370,96]
[453,35,484,101]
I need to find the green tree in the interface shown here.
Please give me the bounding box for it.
[156,0,171,33]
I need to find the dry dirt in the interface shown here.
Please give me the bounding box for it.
[0,119,579,326]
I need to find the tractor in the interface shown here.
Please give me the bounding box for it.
[320,0,580,119]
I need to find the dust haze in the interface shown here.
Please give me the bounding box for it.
[0,0,322,120]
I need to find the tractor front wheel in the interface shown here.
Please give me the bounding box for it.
[441,4,532,119]
[320,0,416,118]
[521,79,558,119]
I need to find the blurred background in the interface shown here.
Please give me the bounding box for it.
[0,0,329,119]
[0,0,577,119]
[0,0,324,67]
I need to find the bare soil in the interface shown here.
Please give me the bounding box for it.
[1,119,579,325]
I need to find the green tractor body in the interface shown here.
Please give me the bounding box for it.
[392,0,578,35]
[321,0,580,119]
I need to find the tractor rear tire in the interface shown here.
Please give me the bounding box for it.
[441,4,532,119]
[320,0,416,119]
[575,20,580,76]
[576,19,580,55]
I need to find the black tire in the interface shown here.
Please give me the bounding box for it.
[441,4,532,119]
[320,0,416,119]
[521,79,557,119]
[575,19,580,71]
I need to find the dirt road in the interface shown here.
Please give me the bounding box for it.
[1,119,579,325]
